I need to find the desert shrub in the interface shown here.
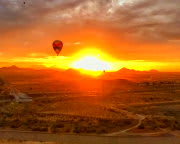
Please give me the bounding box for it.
[170,120,180,130]
[63,127,71,133]
[31,126,48,132]
[138,116,180,130]
[123,119,132,125]
[49,124,56,133]
[2,102,36,118]
[86,126,96,133]
[22,118,49,132]
[49,120,65,133]
[54,120,64,128]
[72,123,92,133]
[98,119,109,126]
[0,117,7,127]
[111,119,133,127]
[109,108,118,113]
[138,123,145,129]
[25,118,39,125]
[96,127,107,134]
[174,122,180,130]
[0,78,5,86]
[10,119,21,128]
[73,125,81,133]
[140,118,159,130]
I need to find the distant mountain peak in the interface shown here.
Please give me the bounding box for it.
[118,67,135,73]
[118,67,159,73]
[149,69,159,72]
[1,65,19,70]
[9,65,19,69]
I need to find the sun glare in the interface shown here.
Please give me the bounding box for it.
[73,56,110,71]
[72,49,111,76]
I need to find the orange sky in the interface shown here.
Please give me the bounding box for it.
[0,0,180,72]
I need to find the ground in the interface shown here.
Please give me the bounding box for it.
[0,69,180,143]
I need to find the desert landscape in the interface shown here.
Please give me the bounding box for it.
[0,0,180,143]
[0,66,180,143]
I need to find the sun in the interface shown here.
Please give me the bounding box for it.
[72,49,111,76]
[73,56,110,71]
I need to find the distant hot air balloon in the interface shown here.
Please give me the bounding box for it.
[52,40,63,56]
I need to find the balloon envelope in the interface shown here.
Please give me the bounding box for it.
[52,40,63,56]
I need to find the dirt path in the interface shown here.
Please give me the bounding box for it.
[106,101,180,136]
[104,106,146,136]
[105,115,146,136]
[0,130,180,144]
[120,114,145,133]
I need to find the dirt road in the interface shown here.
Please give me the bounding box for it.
[0,130,180,144]
[104,100,180,137]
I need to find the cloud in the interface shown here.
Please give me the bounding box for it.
[112,0,180,42]
[28,52,48,58]
[0,0,179,42]
[0,0,180,61]
[0,0,88,32]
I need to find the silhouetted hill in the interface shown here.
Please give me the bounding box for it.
[0,66,86,82]
[148,69,159,73]
[115,68,159,74]
[1,65,19,70]
[99,67,180,81]
[117,67,136,73]
[0,66,180,82]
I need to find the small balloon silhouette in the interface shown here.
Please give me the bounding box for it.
[52,40,63,56]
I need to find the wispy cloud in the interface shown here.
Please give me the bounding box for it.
[28,53,49,58]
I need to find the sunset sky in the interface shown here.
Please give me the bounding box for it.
[0,0,180,72]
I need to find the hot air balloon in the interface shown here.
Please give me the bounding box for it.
[52,40,63,56]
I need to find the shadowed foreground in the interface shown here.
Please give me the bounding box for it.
[0,140,53,144]
[0,130,180,144]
